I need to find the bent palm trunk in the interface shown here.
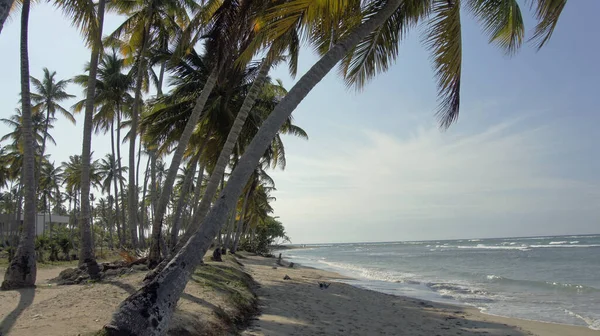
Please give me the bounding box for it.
[2,0,37,290]
[104,1,402,333]
[147,68,219,268]
[78,0,106,278]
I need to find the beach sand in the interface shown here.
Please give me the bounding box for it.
[239,254,598,336]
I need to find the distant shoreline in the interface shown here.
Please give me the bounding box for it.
[277,233,600,246]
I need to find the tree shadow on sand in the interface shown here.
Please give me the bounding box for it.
[0,288,35,336]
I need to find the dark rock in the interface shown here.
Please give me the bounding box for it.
[283,275,291,280]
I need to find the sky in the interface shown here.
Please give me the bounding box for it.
[1,2,599,243]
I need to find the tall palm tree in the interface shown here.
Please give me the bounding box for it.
[54,0,109,276]
[39,161,63,234]
[74,51,133,247]
[105,0,568,333]
[2,0,36,290]
[98,153,127,245]
[30,68,76,162]
[1,108,55,155]
[107,0,195,249]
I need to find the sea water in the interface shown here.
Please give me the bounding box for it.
[280,235,600,330]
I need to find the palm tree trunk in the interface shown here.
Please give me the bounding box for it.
[168,155,198,250]
[2,0,37,290]
[168,128,211,249]
[223,210,235,253]
[185,163,205,229]
[140,156,151,249]
[111,122,123,247]
[115,105,126,240]
[127,28,151,250]
[150,151,157,221]
[179,61,270,249]
[106,190,114,250]
[231,187,251,253]
[77,0,105,277]
[105,1,403,332]
[147,68,219,268]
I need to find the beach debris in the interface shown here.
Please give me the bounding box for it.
[272,266,277,269]
[318,282,330,289]
[283,275,291,280]
[288,262,294,268]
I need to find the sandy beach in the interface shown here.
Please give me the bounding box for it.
[239,254,598,336]
[0,254,597,336]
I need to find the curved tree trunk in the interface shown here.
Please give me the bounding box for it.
[179,61,270,248]
[231,186,251,253]
[2,0,36,290]
[78,0,105,277]
[0,0,14,35]
[168,155,198,250]
[147,67,219,269]
[104,1,402,333]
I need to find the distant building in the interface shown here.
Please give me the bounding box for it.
[0,213,70,239]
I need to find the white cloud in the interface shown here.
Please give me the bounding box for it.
[270,119,600,243]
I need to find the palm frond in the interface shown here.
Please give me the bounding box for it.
[467,0,524,55]
[527,0,567,50]
[424,0,463,129]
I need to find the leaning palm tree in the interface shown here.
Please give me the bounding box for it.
[105,0,568,333]
[30,68,76,162]
[1,0,37,290]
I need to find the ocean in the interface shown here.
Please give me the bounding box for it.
[280,234,600,330]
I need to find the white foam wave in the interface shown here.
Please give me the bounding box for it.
[549,241,568,245]
[569,241,580,244]
[564,309,600,330]
[456,244,529,251]
[530,244,600,248]
[317,260,414,283]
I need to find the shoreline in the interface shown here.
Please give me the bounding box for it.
[242,253,597,336]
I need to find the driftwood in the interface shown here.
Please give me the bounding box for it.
[101,257,148,271]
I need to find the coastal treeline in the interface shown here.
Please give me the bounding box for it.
[0,0,567,335]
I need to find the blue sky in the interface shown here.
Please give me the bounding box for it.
[1,2,599,243]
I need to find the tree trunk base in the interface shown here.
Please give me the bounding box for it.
[103,280,169,336]
[1,255,36,290]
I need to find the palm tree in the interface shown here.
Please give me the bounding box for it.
[54,0,109,276]
[98,154,127,246]
[74,50,134,244]
[2,0,36,290]
[1,109,55,154]
[39,161,63,235]
[30,68,76,162]
[105,0,568,333]
[107,0,195,249]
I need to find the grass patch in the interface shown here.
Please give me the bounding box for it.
[192,256,258,331]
